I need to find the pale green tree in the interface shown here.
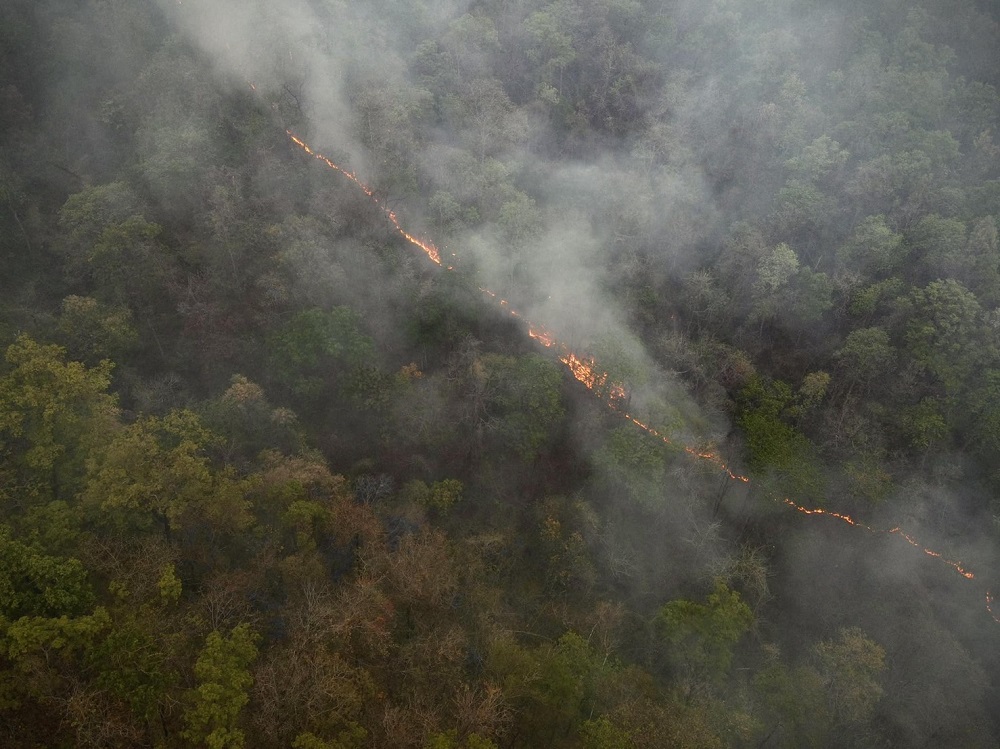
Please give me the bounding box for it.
[182,624,259,749]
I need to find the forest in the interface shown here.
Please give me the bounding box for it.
[1,0,999,746]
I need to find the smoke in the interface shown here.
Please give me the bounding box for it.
[156,0,1000,687]
[158,0,411,175]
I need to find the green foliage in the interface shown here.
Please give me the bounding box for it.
[89,618,175,720]
[594,425,669,506]
[787,268,833,325]
[56,295,137,366]
[293,727,367,749]
[489,631,617,746]
[837,327,895,384]
[752,646,829,748]
[57,181,143,252]
[785,135,849,181]
[268,308,375,400]
[752,243,799,299]
[656,580,752,692]
[838,215,905,275]
[844,453,894,504]
[201,374,302,460]
[182,624,259,749]
[736,376,822,496]
[899,396,949,450]
[480,353,564,460]
[848,277,906,318]
[429,478,463,512]
[424,731,498,749]
[1,606,111,663]
[797,371,830,409]
[905,279,984,394]
[536,497,597,596]
[82,409,252,536]
[911,214,967,279]
[398,478,463,513]
[0,526,94,619]
[158,563,182,605]
[771,181,833,235]
[0,335,118,505]
[84,215,169,305]
[962,369,1000,463]
[814,627,886,727]
[580,716,632,749]
[139,117,216,215]
[750,244,831,327]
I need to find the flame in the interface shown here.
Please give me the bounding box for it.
[782,499,976,579]
[281,127,995,624]
[528,328,556,347]
[287,131,445,266]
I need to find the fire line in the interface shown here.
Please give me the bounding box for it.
[282,126,995,625]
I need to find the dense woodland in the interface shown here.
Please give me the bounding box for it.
[2,0,1000,746]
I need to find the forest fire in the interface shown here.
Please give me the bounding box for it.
[287,131,446,267]
[284,128,993,623]
[783,499,976,579]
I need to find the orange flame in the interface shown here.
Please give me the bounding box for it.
[282,127,994,623]
[782,498,976,579]
[988,591,1000,624]
[287,130,447,267]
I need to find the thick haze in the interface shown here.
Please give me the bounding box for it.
[150,0,1000,741]
[2,0,1000,744]
[157,0,734,431]
[157,0,1000,541]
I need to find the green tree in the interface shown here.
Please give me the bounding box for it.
[200,375,302,463]
[837,215,906,276]
[82,409,251,538]
[963,216,1000,303]
[0,526,93,619]
[752,645,829,749]
[786,267,833,326]
[814,627,885,729]
[55,295,138,366]
[836,327,895,392]
[0,607,112,711]
[594,425,670,506]
[580,716,632,749]
[912,214,968,282]
[57,181,143,254]
[0,335,117,505]
[138,116,216,220]
[182,624,259,749]
[736,375,822,497]
[785,135,849,182]
[442,14,500,82]
[750,243,799,325]
[771,180,833,238]
[656,580,752,699]
[489,631,616,747]
[905,279,984,395]
[476,353,564,460]
[88,617,175,727]
[267,307,374,402]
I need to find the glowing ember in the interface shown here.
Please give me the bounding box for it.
[988,591,1000,624]
[282,126,993,624]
